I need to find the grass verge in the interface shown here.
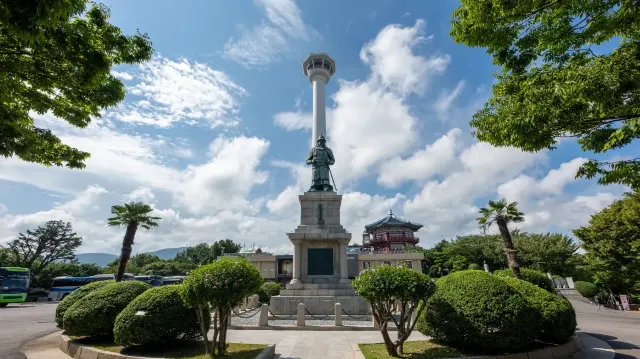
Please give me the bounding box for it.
[359,340,466,359]
[70,337,266,359]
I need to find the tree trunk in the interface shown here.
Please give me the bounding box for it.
[116,223,138,282]
[218,309,228,356]
[497,218,520,278]
[196,305,210,355]
[212,310,219,357]
[380,321,399,357]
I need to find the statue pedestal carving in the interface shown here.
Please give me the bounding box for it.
[269,191,370,315]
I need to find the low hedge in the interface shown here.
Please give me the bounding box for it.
[258,282,281,303]
[467,263,480,270]
[63,281,151,337]
[574,281,599,298]
[114,285,210,347]
[417,270,541,354]
[500,277,576,344]
[55,280,114,328]
[494,268,554,293]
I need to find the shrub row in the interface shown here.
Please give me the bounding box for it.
[417,270,576,354]
[56,280,210,346]
[493,267,555,293]
[574,281,599,297]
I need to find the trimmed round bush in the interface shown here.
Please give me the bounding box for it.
[494,268,554,293]
[114,285,211,347]
[574,281,599,298]
[500,276,576,344]
[468,263,480,270]
[63,281,151,337]
[55,280,114,328]
[259,282,281,303]
[417,270,541,354]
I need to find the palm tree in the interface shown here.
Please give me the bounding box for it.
[477,199,524,278]
[108,202,161,282]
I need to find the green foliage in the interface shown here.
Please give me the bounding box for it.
[180,257,263,356]
[500,277,576,344]
[141,261,192,276]
[258,282,281,303]
[477,199,524,232]
[417,270,541,354]
[55,280,113,328]
[574,281,599,298]
[114,285,210,347]
[174,239,242,267]
[353,265,435,357]
[108,202,161,230]
[108,202,161,281]
[513,233,579,275]
[448,255,469,273]
[0,221,82,277]
[63,281,150,337]
[574,192,640,293]
[445,235,506,270]
[452,0,640,190]
[0,1,152,168]
[468,263,480,270]
[494,268,554,293]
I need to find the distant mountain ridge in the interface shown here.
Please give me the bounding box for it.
[76,247,187,267]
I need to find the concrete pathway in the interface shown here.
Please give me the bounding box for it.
[225,329,428,359]
[576,333,616,359]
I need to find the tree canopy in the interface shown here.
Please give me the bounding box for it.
[574,192,640,293]
[1,220,82,276]
[451,0,640,190]
[0,1,152,168]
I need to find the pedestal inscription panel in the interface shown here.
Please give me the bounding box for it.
[308,248,333,275]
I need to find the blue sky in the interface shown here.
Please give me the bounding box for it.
[0,0,629,254]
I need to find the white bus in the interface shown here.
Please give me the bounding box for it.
[47,273,134,301]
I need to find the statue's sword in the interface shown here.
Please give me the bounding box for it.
[328,166,338,192]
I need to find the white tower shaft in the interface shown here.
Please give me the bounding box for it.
[311,76,327,148]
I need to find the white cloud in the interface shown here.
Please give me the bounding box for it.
[435,80,465,117]
[112,70,133,81]
[378,128,462,187]
[175,136,270,214]
[273,111,312,131]
[108,56,247,128]
[360,19,450,95]
[497,158,588,203]
[223,0,314,67]
[126,187,156,203]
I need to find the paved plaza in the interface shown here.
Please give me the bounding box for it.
[3,300,640,359]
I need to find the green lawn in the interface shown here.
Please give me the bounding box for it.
[359,341,466,359]
[71,337,266,359]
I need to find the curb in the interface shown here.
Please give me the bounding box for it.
[352,335,581,359]
[59,334,276,359]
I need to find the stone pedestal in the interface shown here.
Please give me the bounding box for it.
[270,191,370,315]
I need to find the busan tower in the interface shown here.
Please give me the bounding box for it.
[303,53,336,148]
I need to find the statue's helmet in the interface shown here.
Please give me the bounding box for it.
[317,134,326,143]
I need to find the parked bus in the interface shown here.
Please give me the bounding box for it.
[134,275,164,287]
[0,267,31,307]
[47,273,134,301]
[161,276,185,285]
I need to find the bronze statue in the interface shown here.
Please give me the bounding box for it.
[306,134,335,191]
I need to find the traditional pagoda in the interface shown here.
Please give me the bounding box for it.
[362,209,423,252]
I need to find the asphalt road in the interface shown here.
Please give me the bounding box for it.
[0,302,59,359]
[0,300,639,358]
[571,299,640,358]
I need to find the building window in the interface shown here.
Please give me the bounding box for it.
[404,260,413,269]
[383,261,391,266]
[363,261,371,270]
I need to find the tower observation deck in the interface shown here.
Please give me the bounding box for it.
[303,53,336,148]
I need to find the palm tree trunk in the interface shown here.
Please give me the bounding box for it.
[116,223,138,282]
[496,218,521,278]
